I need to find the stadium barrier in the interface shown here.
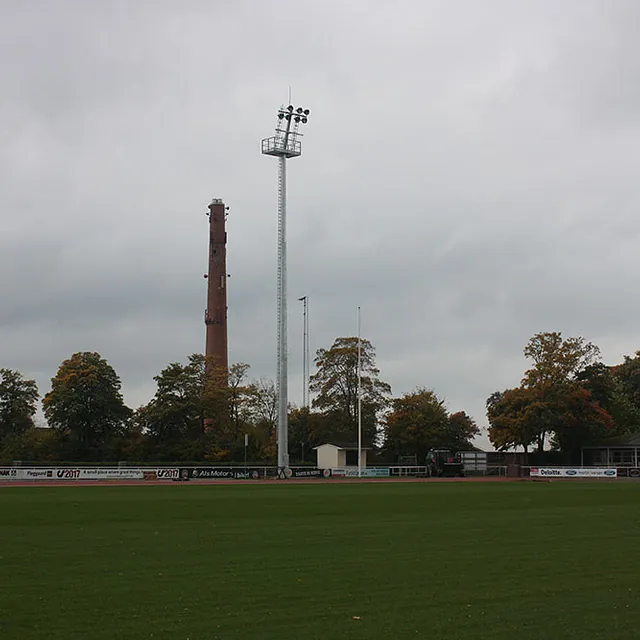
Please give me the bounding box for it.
[528,467,617,478]
[615,467,640,478]
[486,466,508,477]
[0,468,145,481]
[389,466,426,477]
[1,464,511,482]
[342,467,390,477]
[462,465,508,477]
[0,466,332,482]
[11,464,627,482]
[182,467,329,480]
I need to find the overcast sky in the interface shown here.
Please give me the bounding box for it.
[2,0,640,449]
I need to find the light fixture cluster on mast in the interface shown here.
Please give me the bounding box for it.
[261,105,310,158]
[280,105,310,123]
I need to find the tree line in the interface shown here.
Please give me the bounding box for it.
[6,330,633,465]
[0,336,479,464]
[487,332,640,462]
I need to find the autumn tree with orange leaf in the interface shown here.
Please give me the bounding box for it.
[488,332,614,454]
[383,389,479,461]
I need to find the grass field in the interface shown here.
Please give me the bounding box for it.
[1,482,640,639]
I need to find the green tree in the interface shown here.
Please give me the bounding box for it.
[42,352,131,458]
[576,363,640,436]
[489,333,631,455]
[142,355,206,444]
[244,377,277,460]
[446,411,481,451]
[288,407,335,462]
[517,332,602,451]
[550,386,614,462]
[0,426,62,465]
[140,355,251,460]
[487,387,543,453]
[310,337,391,447]
[0,368,39,440]
[288,407,311,463]
[488,383,615,457]
[226,363,251,441]
[383,389,476,462]
[245,378,277,429]
[612,351,640,413]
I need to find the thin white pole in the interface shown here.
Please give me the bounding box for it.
[303,297,306,407]
[357,306,362,478]
[306,297,310,408]
[299,296,309,408]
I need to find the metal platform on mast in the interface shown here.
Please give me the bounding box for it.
[261,136,301,158]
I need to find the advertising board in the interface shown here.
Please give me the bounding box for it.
[2,468,145,481]
[187,468,259,480]
[77,468,142,480]
[343,467,390,478]
[55,468,145,480]
[290,468,326,478]
[530,467,617,478]
[188,468,234,479]
[155,468,181,480]
[22,469,55,479]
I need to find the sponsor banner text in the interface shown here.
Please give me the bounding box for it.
[530,467,617,478]
[187,468,259,480]
[343,467,390,478]
[1,468,144,481]
[290,468,326,478]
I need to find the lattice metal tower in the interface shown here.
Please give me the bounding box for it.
[262,105,310,471]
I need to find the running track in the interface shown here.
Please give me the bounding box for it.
[1,476,520,488]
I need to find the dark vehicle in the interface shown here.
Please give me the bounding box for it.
[426,449,464,478]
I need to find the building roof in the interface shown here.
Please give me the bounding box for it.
[584,433,640,448]
[313,443,371,451]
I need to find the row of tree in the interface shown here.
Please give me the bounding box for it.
[487,332,640,461]
[0,337,479,463]
[7,331,633,464]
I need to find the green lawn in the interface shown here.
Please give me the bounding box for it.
[1,481,640,639]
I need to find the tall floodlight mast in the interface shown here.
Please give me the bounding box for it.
[262,104,310,473]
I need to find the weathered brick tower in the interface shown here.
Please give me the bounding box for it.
[204,197,229,378]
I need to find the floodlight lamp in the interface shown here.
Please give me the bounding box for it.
[285,114,292,121]
[278,113,284,119]
[302,117,308,124]
[287,105,294,111]
[303,109,310,115]
[294,116,300,123]
[296,107,303,114]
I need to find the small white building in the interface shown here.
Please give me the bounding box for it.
[314,443,369,469]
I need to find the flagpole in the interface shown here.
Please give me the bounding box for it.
[357,306,362,478]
